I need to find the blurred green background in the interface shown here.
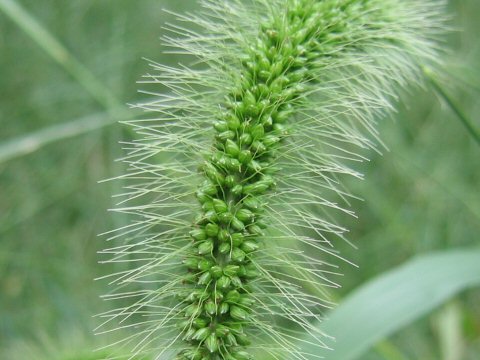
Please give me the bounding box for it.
[0,0,478,359]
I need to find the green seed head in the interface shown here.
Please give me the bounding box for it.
[100,0,446,358]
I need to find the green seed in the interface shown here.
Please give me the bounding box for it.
[214,120,229,132]
[225,290,240,303]
[183,258,198,270]
[248,224,264,236]
[235,333,251,346]
[217,275,231,289]
[192,327,210,341]
[225,333,238,346]
[239,132,252,145]
[217,130,236,141]
[198,271,212,285]
[204,210,218,222]
[218,212,233,223]
[226,157,241,171]
[231,184,243,196]
[219,302,230,315]
[213,199,228,213]
[205,300,216,315]
[236,208,254,223]
[223,265,240,277]
[225,139,240,157]
[231,232,244,246]
[238,149,252,164]
[195,191,210,203]
[234,351,253,360]
[218,229,230,242]
[231,276,242,287]
[194,318,208,328]
[231,217,245,231]
[202,181,218,195]
[241,240,259,253]
[206,333,219,353]
[246,160,262,173]
[215,324,230,337]
[210,265,223,278]
[202,201,214,211]
[219,242,231,254]
[224,175,236,187]
[198,240,214,255]
[205,223,219,237]
[198,259,213,271]
[182,328,195,341]
[243,197,261,210]
[250,124,265,139]
[263,134,280,147]
[226,114,241,130]
[203,162,225,184]
[239,295,255,307]
[185,303,200,317]
[190,229,207,241]
[251,140,266,153]
[243,182,270,195]
[230,305,249,321]
[231,248,246,262]
[244,267,260,279]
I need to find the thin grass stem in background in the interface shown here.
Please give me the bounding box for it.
[0,0,121,110]
[424,66,480,146]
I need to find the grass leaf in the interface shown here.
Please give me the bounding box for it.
[0,0,120,109]
[310,248,480,360]
[0,108,134,163]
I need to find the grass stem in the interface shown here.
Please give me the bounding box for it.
[423,66,480,146]
[0,0,120,110]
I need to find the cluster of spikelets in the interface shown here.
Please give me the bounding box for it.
[96,0,445,359]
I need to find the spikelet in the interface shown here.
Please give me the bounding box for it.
[96,1,445,359]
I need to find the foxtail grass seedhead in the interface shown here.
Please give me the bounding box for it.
[97,0,445,359]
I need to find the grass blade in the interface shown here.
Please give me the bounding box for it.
[0,0,120,109]
[309,248,480,360]
[423,67,480,146]
[0,109,130,163]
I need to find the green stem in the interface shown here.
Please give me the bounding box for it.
[423,67,480,146]
[0,108,133,164]
[0,0,120,110]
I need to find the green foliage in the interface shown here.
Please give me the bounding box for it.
[310,248,480,360]
[0,0,479,359]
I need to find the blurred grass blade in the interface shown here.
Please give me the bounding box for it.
[434,302,464,360]
[0,109,129,163]
[0,0,120,109]
[374,341,409,360]
[423,67,480,146]
[310,248,480,360]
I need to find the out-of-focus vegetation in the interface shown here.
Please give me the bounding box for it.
[0,0,478,359]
